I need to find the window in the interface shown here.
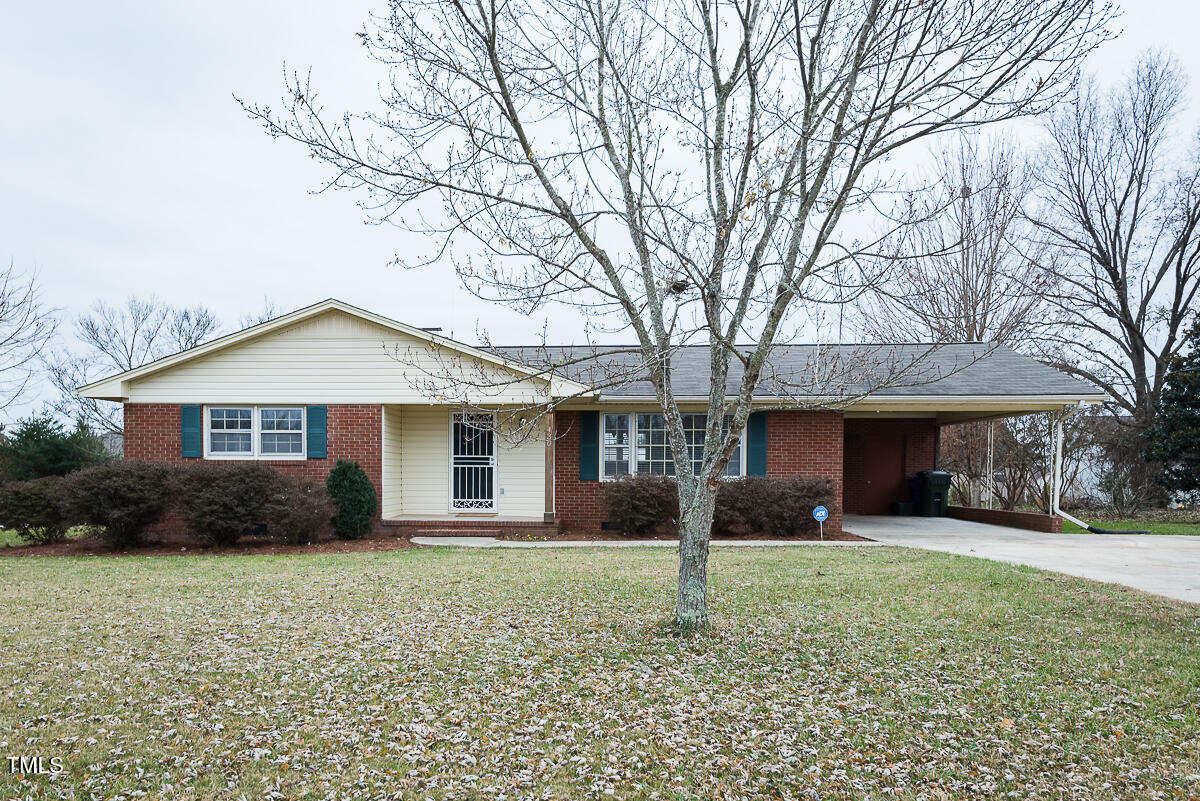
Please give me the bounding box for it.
[602,414,631,478]
[205,406,305,459]
[601,412,744,478]
[209,407,252,455]
[260,408,303,455]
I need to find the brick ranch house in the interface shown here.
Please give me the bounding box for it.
[78,299,1105,535]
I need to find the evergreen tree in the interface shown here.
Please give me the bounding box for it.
[1146,319,1200,500]
[0,415,111,480]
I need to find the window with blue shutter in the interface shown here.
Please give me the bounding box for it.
[306,406,327,459]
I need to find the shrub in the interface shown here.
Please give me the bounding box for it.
[603,474,679,536]
[0,415,111,480]
[266,474,333,545]
[177,462,280,546]
[713,477,836,538]
[0,477,72,544]
[325,459,377,539]
[602,474,837,538]
[64,461,173,549]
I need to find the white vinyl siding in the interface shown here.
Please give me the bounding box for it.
[381,406,404,518]
[122,310,553,405]
[385,405,546,519]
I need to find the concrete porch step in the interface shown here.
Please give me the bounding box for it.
[414,528,503,537]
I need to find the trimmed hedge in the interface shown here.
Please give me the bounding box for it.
[14,461,334,551]
[65,461,174,549]
[267,474,334,545]
[603,474,837,538]
[326,459,377,539]
[603,475,680,535]
[177,462,280,546]
[0,476,72,544]
[712,477,836,538]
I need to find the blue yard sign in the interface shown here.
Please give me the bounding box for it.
[812,505,828,541]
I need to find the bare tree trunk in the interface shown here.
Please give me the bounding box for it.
[675,482,715,631]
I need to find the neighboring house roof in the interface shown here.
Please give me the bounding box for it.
[493,343,1104,400]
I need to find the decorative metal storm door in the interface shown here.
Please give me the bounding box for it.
[451,413,496,511]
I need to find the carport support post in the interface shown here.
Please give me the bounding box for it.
[1050,415,1064,516]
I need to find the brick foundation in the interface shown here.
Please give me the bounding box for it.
[124,403,383,531]
[948,505,1063,533]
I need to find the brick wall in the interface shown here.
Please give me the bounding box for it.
[554,409,846,533]
[553,410,606,531]
[123,403,383,528]
[765,410,844,532]
[948,506,1063,533]
[843,418,938,515]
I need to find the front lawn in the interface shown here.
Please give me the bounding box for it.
[1,548,1196,800]
[1061,510,1200,535]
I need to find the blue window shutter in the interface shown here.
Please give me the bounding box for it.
[180,405,202,458]
[306,406,327,459]
[747,411,767,476]
[579,411,599,481]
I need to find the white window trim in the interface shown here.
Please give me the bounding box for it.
[600,412,746,480]
[202,405,307,460]
[448,411,499,513]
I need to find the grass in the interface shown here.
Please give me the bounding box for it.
[1060,509,1200,536]
[1062,518,1200,535]
[0,526,94,548]
[0,548,1197,800]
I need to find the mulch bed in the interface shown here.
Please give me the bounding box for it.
[2,527,867,557]
[502,529,868,543]
[0,529,418,558]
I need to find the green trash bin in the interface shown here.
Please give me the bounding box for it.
[918,470,952,517]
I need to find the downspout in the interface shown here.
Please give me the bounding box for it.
[1050,408,1149,535]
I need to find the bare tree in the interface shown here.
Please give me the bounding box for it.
[48,296,221,434]
[0,262,56,418]
[239,297,279,329]
[861,137,1057,344]
[242,0,1110,630]
[1034,53,1200,429]
[858,137,1064,507]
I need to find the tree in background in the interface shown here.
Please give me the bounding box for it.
[0,414,110,480]
[239,297,279,329]
[0,262,56,418]
[861,137,1056,345]
[47,296,220,434]
[244,0,1110,630]
[1145,318,1200,503]
[858,137,1071,508]
[1033,53,1200,508]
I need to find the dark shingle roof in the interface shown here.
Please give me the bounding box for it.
[492,343,1103,399]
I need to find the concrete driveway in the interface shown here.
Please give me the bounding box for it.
[845,514,1200,604]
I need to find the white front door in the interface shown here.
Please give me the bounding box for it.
[451,412,497,511]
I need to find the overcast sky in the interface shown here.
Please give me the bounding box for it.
[2,1,1199,422]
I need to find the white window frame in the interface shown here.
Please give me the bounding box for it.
[203,405,307,460]
[600,412,745,480]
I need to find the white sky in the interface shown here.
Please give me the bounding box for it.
[2,1,1198,422]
